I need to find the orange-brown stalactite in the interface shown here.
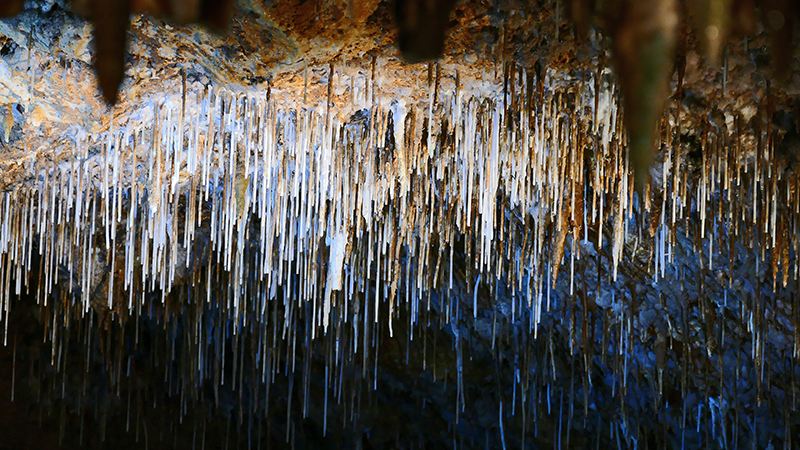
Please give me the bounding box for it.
[90,0,131,104]
[607,0,679,189]
[71,0,233,28]
[0,0,23,17]
[394,0,457,63]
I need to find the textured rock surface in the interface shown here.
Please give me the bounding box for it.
[0,1,799,449]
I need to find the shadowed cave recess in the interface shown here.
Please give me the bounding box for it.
[0,0,800,448]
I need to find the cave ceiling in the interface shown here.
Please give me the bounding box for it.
[0,0,799,448]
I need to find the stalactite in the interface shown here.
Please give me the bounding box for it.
[0,45,796,447]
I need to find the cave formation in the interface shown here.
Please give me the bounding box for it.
[0,0,799,448]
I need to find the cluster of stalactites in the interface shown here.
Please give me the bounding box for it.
[0,58,796,345]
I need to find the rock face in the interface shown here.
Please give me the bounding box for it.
[0,1,799,449]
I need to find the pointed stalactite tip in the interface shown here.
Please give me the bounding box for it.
[81,0,235,104]
[688,0,730,68]
[197,0,236,34]
[91,0,131,105]
[608,0,678,189]
[94,57,125,105]
[394,0,457,63]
